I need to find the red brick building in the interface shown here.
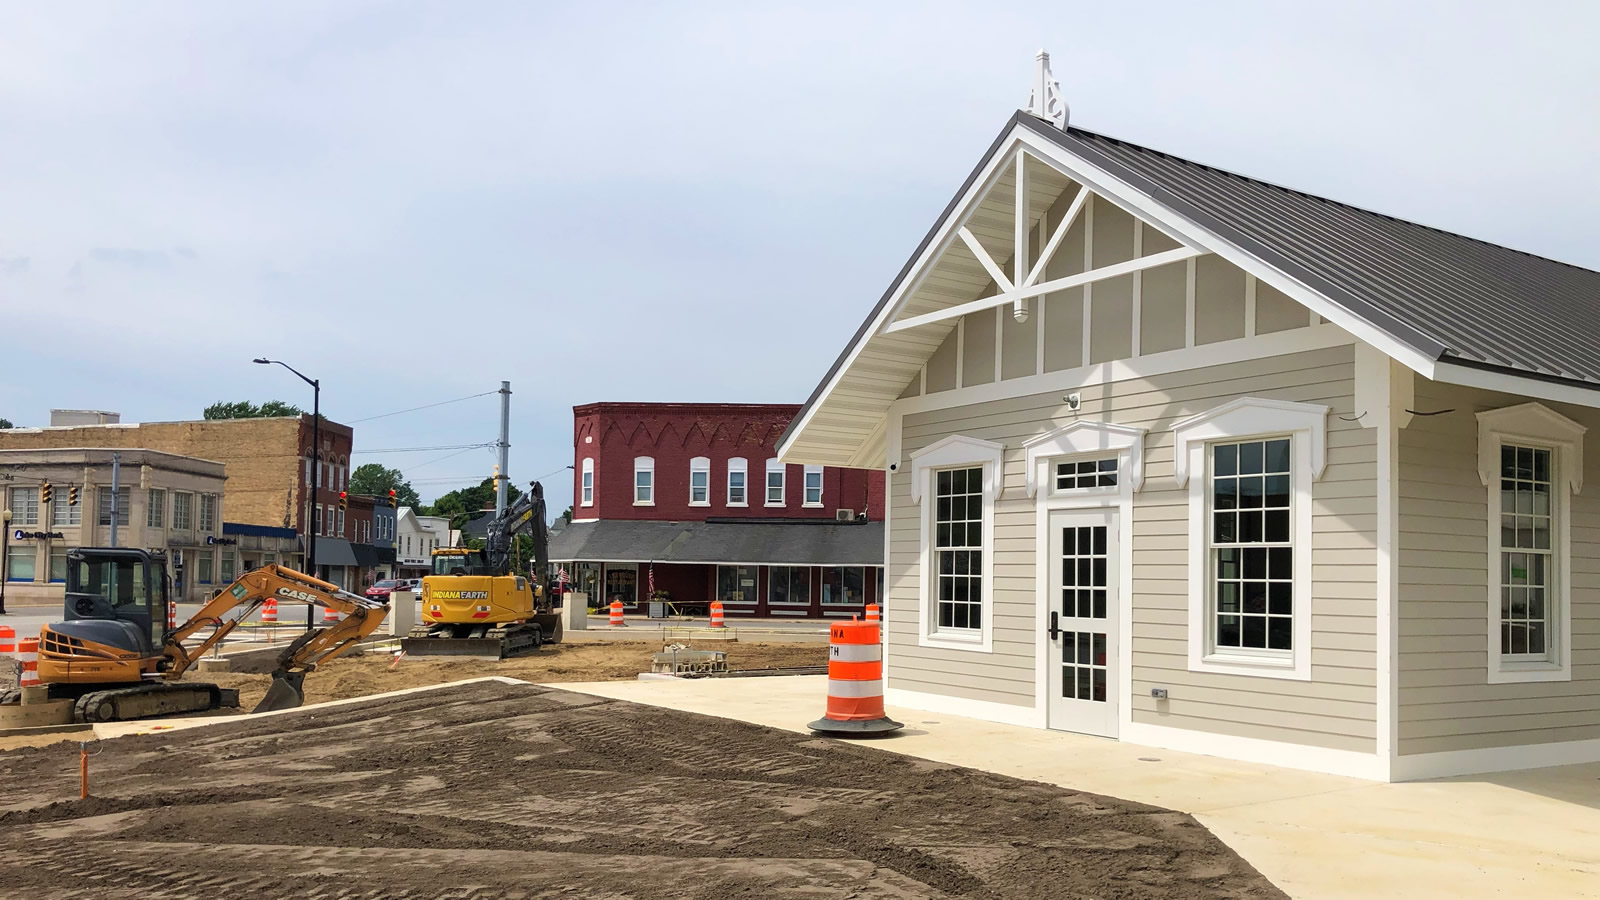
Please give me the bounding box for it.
[551,403,885,618]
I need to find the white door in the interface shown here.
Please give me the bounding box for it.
[1045,509,1119,737]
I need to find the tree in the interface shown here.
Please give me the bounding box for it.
[425,477,521,523]
[203,400,305,420]
[0,418,12,429]
[348,463,421,508]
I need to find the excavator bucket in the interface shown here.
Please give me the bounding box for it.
[253,670,307,713]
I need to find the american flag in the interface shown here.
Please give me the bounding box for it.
[556,566,570,585]
[648,563,655,596]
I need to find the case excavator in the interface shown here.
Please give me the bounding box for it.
[402,481,562,659]
[3,548,388,722]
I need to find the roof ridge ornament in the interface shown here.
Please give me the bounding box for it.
[1023,49,1068,129]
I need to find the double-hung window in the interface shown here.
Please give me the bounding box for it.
[54,488,82,526]
[1173,397,1327,680]
[199,494,217,532]
[633,457,654,505]
[803,465,823,507]
[689,457,710,506]
[765,459,785,506]
[580,458,594,506]
[727,458,748,506]
[173,492,193,530]
[1477,403,1583,683]
[1210,439,1294,655]
[9,487,38,525]
[911,435,1004,652]
[145,489,165,528]
[97,486,131,527]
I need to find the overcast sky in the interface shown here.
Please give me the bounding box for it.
[1,1,1596,514]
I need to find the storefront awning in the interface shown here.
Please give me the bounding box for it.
[549,519,882,567]
[314,537,359,567]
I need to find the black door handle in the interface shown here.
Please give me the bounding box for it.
[1048,611,1060,641]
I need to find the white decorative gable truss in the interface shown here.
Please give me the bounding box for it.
[778,102,1600,470]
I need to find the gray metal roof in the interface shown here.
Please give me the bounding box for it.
[779,113,1600,453]
[1026,117,1600,386]
[548,519,883,566]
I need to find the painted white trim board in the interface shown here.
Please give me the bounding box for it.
[885,686,1045,729]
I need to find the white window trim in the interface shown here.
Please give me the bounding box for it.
[633,456,655,506]
[1477,402,1584,684]
[727,457,748,507]
[580,458,594,507]
[767,564,812,605]
[765,459,785,507]
[802,464,824,507]
[1173,397,1329,681]
[911,434,1005,653]
[689,456,711,507]
[1022,420,1147,499]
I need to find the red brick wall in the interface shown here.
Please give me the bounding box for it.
[571,403,885,522]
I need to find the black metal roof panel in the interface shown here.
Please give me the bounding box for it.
[1022,117,1600,385]
[548,519,883,566]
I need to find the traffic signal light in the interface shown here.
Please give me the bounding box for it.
[338,491,348,511]
[40,482,52,504]
[68,485,79,506]
[492,464,500,494]
[387,488,397,507]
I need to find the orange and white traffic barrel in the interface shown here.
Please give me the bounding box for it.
[0,625,14,658]
[17,637,41,688]
[323,605,340,624]
[167,601,178,630]
[864,604,879,623]
[608,600,626,627]
[261,598,278,623]
[709,600,725,628]
[807,620,902,736]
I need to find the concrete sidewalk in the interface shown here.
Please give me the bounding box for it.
[558,675,1600,900]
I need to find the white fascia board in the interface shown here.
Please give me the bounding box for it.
[1010,129,1441,382]
[777,125,1034,464]
[1434,361,1600,411]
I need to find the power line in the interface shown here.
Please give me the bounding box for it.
[352,442,494,454]
[347,391,497,424]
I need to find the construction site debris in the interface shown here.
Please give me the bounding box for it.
[0,682,1284,898]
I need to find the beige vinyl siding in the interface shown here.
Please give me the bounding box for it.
[961,310,997,387]
[1397,379,1600,756]
[1139,262,1187,354]
[890,340,1378,748]
[1194,256,1246,345]
[925,326,958,393]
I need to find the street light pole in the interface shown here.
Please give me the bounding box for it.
[254,357,320,632]
[0,508,10,615]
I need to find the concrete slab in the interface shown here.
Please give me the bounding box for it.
[556,676,1600,900]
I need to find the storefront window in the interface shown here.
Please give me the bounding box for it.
[49,548,68,583]
[717,566,760,604]
[822,566,865,605]
[604,564,637,607]
[7,546,37,582]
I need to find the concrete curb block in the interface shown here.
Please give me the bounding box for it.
[91,676,536,740]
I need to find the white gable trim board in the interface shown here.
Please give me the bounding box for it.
[789,111,1600,783]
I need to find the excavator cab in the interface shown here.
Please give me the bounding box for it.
[48,548,170,681]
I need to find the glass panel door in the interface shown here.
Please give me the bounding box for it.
[1045,509,1118,738]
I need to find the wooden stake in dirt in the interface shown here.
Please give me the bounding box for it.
[389,651,406,670]
[79,742,88,799]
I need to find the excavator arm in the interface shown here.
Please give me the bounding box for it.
[163,564,389,712]
[484,481,548,580]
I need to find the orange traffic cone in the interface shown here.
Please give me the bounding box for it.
[808,620,902,736]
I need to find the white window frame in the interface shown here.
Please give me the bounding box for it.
[802,465,824,507]
[689,457,711,507]
[727,457,748,507]
[580,458,594,507]
[1477,402,1584,684]
[1173,397,1328,681]
[767,564,811,605]
[765,459,785,507]
[145,488,164,528]
[911,434,1005,653]
[633,456,655,506]
[199,493,217,532]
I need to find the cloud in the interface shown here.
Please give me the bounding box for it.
[0,257,27,275]
[88,247,173,270]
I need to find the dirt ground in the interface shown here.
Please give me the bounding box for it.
[0,681,1283,899]
[206,640,824,710]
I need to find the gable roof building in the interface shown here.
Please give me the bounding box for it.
[779,52,1600,783]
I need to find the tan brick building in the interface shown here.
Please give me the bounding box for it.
[0,413,359,588]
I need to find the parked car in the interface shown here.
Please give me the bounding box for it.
[365,579,399,601]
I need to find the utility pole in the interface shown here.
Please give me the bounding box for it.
[496,380,511,519]
[109,453,120,548]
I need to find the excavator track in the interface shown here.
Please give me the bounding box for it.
[73,683,241,724]
[400,620,552,660]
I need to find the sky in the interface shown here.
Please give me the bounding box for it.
[1,1,1596,515]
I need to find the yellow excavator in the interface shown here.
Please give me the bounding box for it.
[7,548,388,722]
[403,481,562,659]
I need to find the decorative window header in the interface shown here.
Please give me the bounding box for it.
[1476,402,1585,494]
[1021,421,1147,497]
[909,434,1006,505]
[1171,397,1329,487]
